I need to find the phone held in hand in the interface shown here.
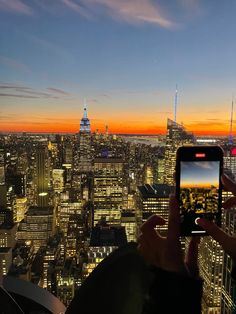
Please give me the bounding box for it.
[176,146,223,236]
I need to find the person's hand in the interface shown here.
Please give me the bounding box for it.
[197,173,236,262]
[138,195,199,277]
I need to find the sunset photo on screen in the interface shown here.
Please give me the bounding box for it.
[180,161,220,214]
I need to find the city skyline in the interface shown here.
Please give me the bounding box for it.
[1,1,236,135]
[0,106,235,311]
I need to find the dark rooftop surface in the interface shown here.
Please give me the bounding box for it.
[27,206,54,215]
[0,223,17,230]
[138,184,174,198]
[0,247,12,253]
[90,225,127,247]
[121,210,135,218]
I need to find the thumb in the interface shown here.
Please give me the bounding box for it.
[197,218,230,249]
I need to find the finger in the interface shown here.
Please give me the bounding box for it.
[140,215,165,241]
[167,195,180,245]
[223,197,236,209]
[222,174,236,195]
[185,237,200,277]
[197,218,230,249]
[140,215,166,232]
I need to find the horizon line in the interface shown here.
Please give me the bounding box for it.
[0,130,230,137]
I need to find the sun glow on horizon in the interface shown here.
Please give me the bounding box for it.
[181,182,219,189]
[0,114,232,136]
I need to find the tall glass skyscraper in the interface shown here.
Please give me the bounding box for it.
[164,118,195,185]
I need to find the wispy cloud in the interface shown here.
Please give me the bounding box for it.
[62,0,91,18]
[0,83,71,99]
[185,120,227,128]
[88,98,99,103]
[62,0,177,29]
[0,93,40,99]
[0,0,33,15]
[47,87,70,95]
[0,55,31,73]
[0,0,178,29]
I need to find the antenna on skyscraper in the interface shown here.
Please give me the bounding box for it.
[174,84,178,123]
[83,98,87,118]
[229,95,234,145]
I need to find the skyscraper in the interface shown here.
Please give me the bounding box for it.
[220,147,236,312]
[17,206,55,252]
[78,101,92,173]
[136,184,173,236]
[0,147,7,209]
[0,147,5,185]
[83,222,127,277]
[164,119,195,185]
[34,145,49,208]
[93,157,125,226]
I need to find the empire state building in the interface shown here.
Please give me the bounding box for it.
[78,101,92,172]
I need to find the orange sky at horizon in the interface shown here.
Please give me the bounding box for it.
[0,118,230,136]
[0,124,230,136]
[3,109,222,136]
[181,182,219,189]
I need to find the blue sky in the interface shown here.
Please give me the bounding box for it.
[181,161,220,186]
[0,0,236,134]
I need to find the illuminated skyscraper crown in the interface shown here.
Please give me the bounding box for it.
[80,100,91,133]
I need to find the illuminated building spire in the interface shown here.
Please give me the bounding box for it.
[80,99,90,133]
[83,98,88,119]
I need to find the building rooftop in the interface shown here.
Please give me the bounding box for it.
[0,223,17,230]
[0,247,12,254]
[138,184,174,198]
[27,206,54,215]
[90,224,127,247]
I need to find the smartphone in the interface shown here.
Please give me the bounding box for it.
[176,146,223,236]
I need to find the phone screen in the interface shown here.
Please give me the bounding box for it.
[179,160,221,235]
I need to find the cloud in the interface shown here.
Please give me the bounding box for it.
[0,0,178,29]
[47,87,70,95]
[193,161,216,170]
[190,123,225,129]
[0,83,31,90]
[61,0,91,18]
[187,120,227,127]
[0,55,31,73]
[0,93,40,99]
[0,82,71,99]
[0,0,33,15]
[0,113,19,120]
[88,98,99,103]
[100,94,111,98]
[62,0,177,29]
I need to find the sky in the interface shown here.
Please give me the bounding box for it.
[0,0,236,135]
[180,161,220,188]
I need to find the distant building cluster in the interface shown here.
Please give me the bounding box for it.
[0,104,236,312]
